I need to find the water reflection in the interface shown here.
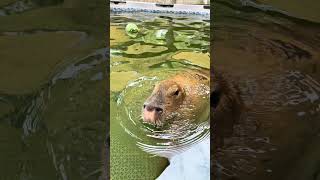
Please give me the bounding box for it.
[213,0,320,179]
[110,12,210,179]
[0,0,63,16]
[0,48,108,179]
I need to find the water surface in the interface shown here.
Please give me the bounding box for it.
[0,1,107,179]
[110,12,210,179]
[213,1,320,179]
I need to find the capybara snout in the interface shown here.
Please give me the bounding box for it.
[142,80,185,126]
[142,103,164,125]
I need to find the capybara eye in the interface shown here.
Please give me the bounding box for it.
[174,90,179,96]
[211,90,221,109]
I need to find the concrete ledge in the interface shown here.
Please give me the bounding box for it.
[110,1,210,16]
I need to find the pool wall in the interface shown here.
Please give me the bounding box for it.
[110,1,209,15]
[126,0,209,5]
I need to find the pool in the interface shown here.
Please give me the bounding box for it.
[0,3,108,178]
[0,1,106,179]
[213,1,320,179]
[110,12,210,179]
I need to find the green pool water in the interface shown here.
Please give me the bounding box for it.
[110,12,210,179]
[0,1,107,179]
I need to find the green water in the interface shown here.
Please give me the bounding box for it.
[213,0,320,180]
[0,0,107,179]
[110,12,210,179]
[1,0,319,179]
[0,48,108,180]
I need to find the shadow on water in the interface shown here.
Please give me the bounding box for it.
[212,0,320,180]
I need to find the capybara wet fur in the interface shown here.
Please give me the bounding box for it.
[142,70,210,128]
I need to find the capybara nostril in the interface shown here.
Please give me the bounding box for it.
[144,104,156,112]
[144,104,163,114]
[155,107,163,114]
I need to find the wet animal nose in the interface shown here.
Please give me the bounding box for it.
[143,104,163,114]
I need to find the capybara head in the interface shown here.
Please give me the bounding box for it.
[142,80,186,126]
[142,70,210,127]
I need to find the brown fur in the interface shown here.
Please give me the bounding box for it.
[211,70,244,146]
[143,70,210,126]
[143,68,244,137]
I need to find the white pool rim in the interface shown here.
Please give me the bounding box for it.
[110,1,210,15]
